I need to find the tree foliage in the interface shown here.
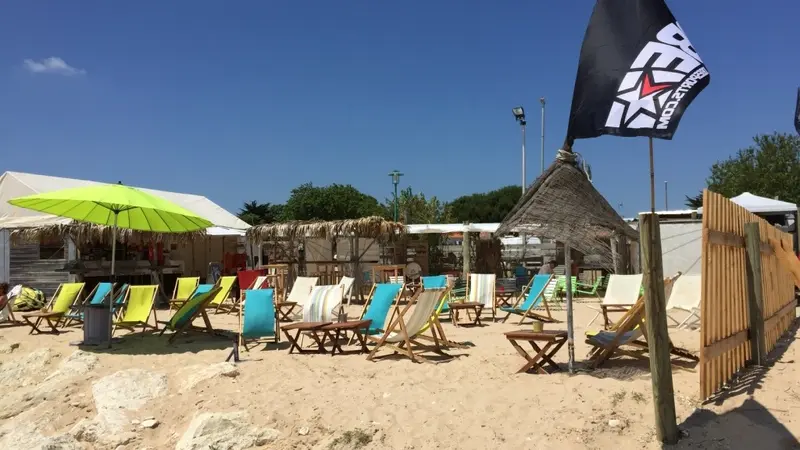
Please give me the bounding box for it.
[383,187,446,223]
[237,200,283,225]
[280,183,383,221]
[685,133,800,208]
[446,185,522,223]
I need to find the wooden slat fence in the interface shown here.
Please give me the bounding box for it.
[700,190,796,400]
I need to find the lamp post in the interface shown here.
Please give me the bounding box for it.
[388,170,404,222]
[540,97,546,175]
[512,106,527,194]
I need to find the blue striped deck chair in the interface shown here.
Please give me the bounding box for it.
[158,286,222,343]
[65,282,114,326]
[239,288,279,350]
[500,274,559,324]
[353,283,404,343]
[111,284,129,318]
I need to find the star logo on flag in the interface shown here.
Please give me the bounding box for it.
[616,73,675,123]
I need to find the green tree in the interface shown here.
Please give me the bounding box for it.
[685,133,800,208]
[237,200,283,225]
[383,187,446,223]
[446,185,522,223]
[280,183,383,221]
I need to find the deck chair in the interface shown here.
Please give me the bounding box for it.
[666,274,701,329]
[585,276,697,368]
[171,277,200,310]
[585,274,643,328]
[422,275,449,312]
[64,282,115,326]
[22,282,85,334]
[367,287,467,363]
[114,285,159,336]
[111,284,130,319]
[208,276,237,313]
[278,276,318,321]
[236,269,264,297]
[500,274,558,324]
[302,285,345,322]
[0,294,20,326]
[466,273,496,320]
[338,276,355,302]
[575,275,605,298]
[238,288,279,350]
[350,283,404,344]
[158,286,222,343]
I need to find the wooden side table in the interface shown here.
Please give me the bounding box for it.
[504,330,568,374]
[319,320,372,356]
[281,321,331,354]
[448,302,484,327]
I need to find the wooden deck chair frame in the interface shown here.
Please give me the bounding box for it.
[210,276,238,314]
[159,286,222,344]
[502,274,557,325]
[23,282,85,334]
[465,273,497,322]
[366,286,467,364]
[237,288,280,351]
[349,282,405,345]
[170,277,200,311]
[114,285,160,336]
[585,276,697,368]
[1,295,22,327]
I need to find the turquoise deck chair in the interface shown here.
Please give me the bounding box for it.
[65,282,114,325]
[500,274,559,324]
[158,286,221,343]
[360,283,403,335]
[422,275,451,314]
[240,288,278,350]
[111,284,130,317]
[192,284,214,298]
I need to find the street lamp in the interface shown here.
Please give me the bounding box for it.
[539,97,546,175]
[512,106,527,194]
[388,170,404,222]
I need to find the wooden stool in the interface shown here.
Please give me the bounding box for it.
[504,330,567,374]
[319,320,372,356]
[281,321,331,354]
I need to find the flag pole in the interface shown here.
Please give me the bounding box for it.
[649,137,656,213]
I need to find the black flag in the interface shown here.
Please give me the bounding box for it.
[795,88,800,135]
[566,0,710,142]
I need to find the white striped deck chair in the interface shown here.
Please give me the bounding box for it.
[302,285,344,323]
[467,273,496,320]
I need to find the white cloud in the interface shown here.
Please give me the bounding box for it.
[23,57,86,76]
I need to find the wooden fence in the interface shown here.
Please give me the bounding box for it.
[700,190,796,400]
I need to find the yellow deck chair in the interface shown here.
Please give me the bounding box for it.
[170,277,200,309]
[22,282,85,334]
[209,276,237,313]
[114,285,159,336]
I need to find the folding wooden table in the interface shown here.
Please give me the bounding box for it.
[448,302,484,327]
[319,319,372,356]
[504,330,567,374]
[281,321,331,354]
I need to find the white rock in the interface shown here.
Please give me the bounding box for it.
[608,419,624,429]
[298,426,310,436]
[140,419,159,429]
[179,362,240,392]
[91,369,168,432]
[176,412,281,450]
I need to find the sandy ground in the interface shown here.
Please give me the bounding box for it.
[1,298,799,450]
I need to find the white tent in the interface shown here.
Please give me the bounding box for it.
[730,192,797,214]
[0,171,249,233]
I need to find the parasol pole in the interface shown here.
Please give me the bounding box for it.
[649,137,656,213]
[108,211,118,348]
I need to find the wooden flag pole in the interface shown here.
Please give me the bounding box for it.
[644,136,679,444]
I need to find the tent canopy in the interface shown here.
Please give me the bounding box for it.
[731,192,797,214]
[0,171,249,235]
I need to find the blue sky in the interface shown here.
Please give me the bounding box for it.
[1,1,798,219]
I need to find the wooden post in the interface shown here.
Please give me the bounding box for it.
[351,233,361,305]
[744,222,766,365]
[462,223,471,275]
[564,241,575,373]
[639,213,679,444]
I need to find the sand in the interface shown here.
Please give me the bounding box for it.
[0,300,798,450]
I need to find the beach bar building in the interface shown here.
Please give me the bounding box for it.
[0,171,250,297]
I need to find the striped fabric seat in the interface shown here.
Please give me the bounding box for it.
[302,285,344,322]
[468,274,496,308]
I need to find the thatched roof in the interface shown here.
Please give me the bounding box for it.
[246,216,405,241]
[10,222,206,245]
[497,150,637,270]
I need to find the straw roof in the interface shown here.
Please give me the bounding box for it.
[10,222,205,245]
[246,216,405,241]
[497,150,637,270]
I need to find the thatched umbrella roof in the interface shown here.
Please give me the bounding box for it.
[10,222,206,245]
[246,216,405,241]
[497,150,637,270]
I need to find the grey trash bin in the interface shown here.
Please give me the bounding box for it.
[83,303,112,346]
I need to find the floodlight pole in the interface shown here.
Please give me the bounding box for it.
[664,181,669,211]
[389,170,404,222]
[564,241,575,373]
[540,97,546,175]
